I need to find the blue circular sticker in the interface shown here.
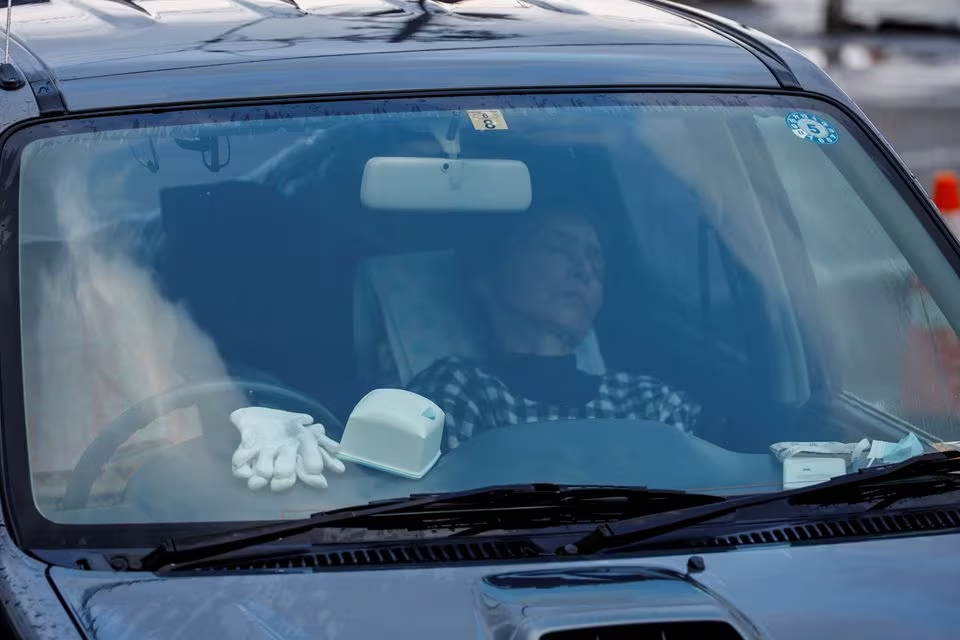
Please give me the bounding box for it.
[785,112,839,145]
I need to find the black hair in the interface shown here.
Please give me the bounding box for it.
[458,205,608,288]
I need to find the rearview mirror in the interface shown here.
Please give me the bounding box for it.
[360,157,532,212]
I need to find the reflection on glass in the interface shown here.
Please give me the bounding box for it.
[11,93,960,526]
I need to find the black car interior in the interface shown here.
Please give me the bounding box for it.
[9,113,869,520]
[150,120,843,463]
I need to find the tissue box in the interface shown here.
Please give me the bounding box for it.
[782,457,847,490]
[337,389,445,479]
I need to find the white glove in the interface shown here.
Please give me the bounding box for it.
[230,407,346,492]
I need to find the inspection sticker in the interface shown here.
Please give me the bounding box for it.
[786,111,839,145]
[467,110,509,131]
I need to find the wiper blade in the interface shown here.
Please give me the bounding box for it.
[139,484,724,571]
[566,451,960,556]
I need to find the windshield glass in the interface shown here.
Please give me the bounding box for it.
[10,92,960,533]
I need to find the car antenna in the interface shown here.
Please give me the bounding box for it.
[0,0,25,90]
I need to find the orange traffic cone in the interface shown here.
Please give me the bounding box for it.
[899,170,960,417]
[933,170,960,236]
[934,170,960,213]
[900,285,960,416]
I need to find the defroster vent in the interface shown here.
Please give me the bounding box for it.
[543,621,745,640]
[182,539,541,572]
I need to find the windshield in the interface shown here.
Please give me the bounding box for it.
[9,92,960,538]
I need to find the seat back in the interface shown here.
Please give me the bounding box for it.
[354,249,607,386]
[157,181,355,395]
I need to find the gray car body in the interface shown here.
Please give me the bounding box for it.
[0,1,957,638]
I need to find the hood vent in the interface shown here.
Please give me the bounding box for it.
[543,621,745,640]
[697,507,960,550]
[185,539,542,572]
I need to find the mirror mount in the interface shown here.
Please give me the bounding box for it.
[430,116,462,160]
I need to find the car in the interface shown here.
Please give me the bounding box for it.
[828,0,960,34]
[1,0,959,638]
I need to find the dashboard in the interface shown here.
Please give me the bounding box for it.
[58,419,783,524]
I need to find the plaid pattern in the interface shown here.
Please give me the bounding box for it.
[408,356,702,451]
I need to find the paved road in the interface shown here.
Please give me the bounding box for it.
[703,0,960,192]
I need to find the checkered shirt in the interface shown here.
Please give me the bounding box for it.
[407,356,702,451]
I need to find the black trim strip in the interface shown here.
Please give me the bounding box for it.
[7,37,66,116]
[102,0,156,19]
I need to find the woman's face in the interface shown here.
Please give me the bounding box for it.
[495,214,606,345]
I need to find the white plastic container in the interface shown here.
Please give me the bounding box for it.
[337,389,445,479]
[782,457,847,490]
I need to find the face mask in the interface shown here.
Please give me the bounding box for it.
[866,432,924,466]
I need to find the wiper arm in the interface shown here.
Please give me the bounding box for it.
[566,451,960,556]
[139,484,725,571]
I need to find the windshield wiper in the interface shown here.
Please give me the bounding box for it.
[565,451,960,556]
[139,484,725,571]
[140,452,960,570]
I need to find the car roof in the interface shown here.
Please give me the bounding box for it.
[4,0,847,113]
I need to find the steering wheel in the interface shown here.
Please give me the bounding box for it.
[61,378,344,511]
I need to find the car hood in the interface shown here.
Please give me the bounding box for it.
[50,533,958,639]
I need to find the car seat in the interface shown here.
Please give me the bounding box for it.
[157,180,359,398]
[353,249,607,387]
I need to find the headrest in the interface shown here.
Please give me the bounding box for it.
[354,249,606,386]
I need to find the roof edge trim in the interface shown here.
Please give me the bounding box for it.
[632,0,803,90]
[8,35,66,115]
